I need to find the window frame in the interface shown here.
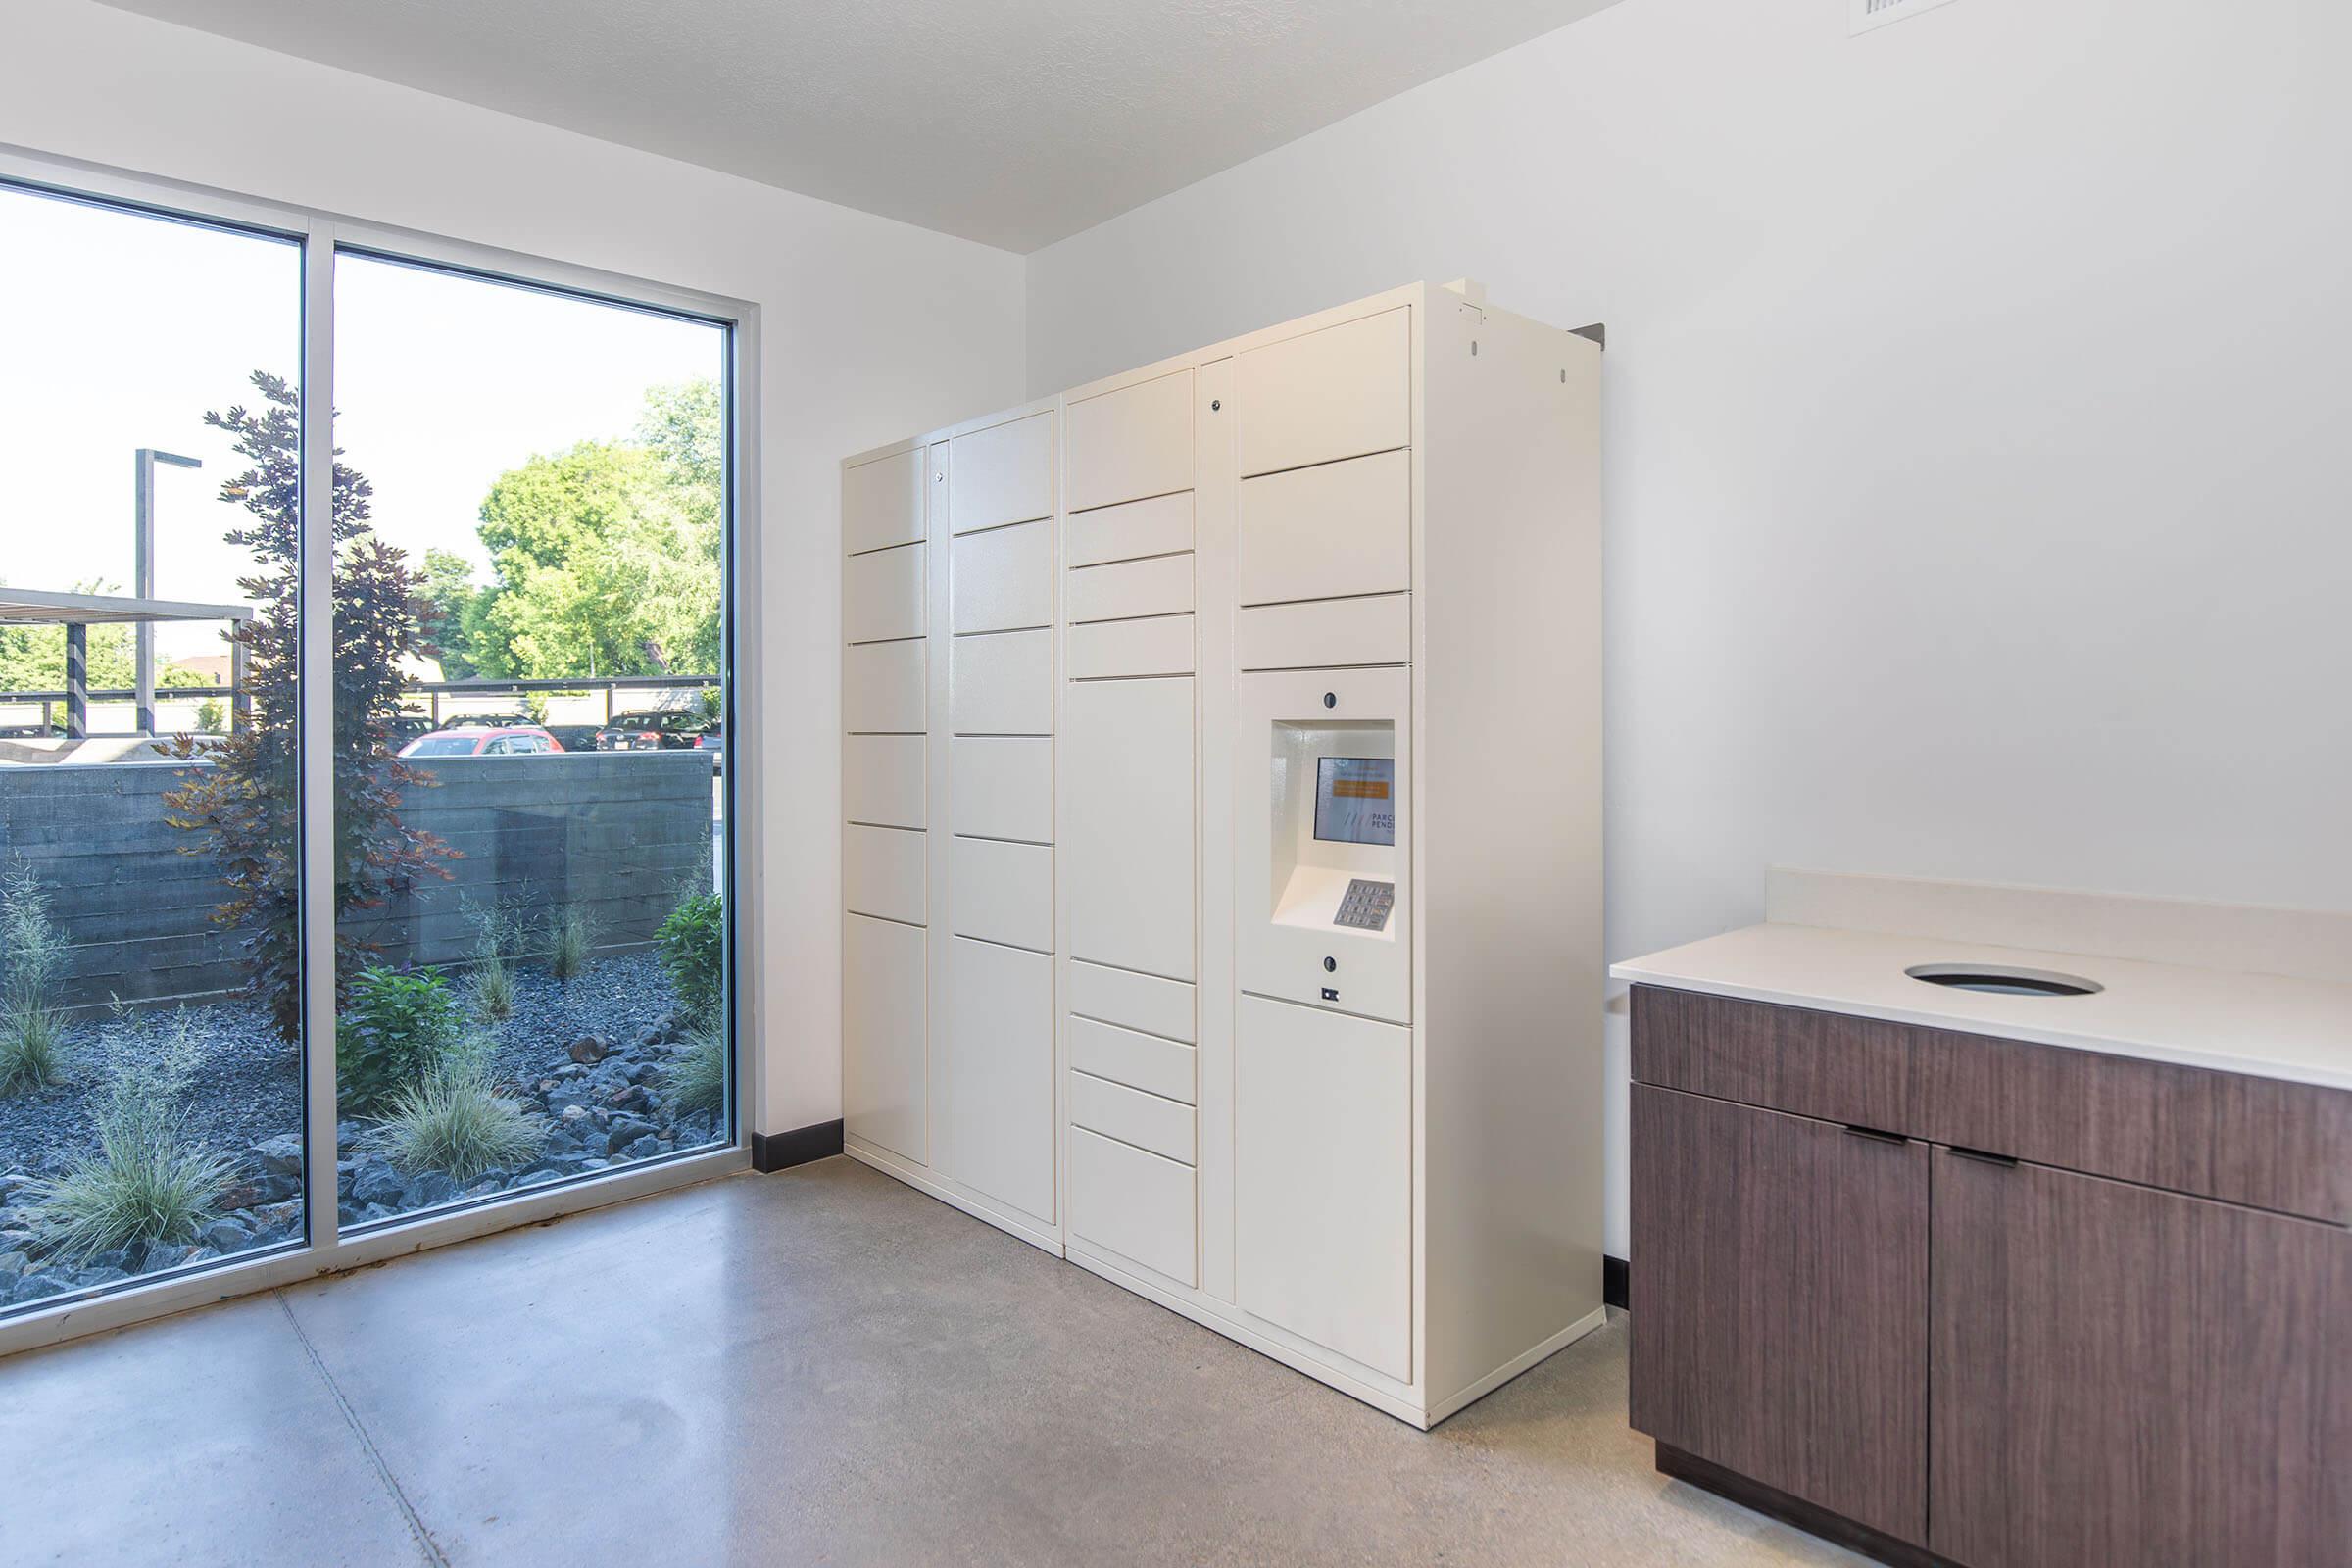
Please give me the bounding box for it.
[0,145,763,1357]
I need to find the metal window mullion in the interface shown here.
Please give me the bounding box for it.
[298,221,341,1258]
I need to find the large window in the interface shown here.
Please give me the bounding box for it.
[0,171,741,1330]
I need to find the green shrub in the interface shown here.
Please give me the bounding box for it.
[338,965,462,1115]
[194,697,226,734]
[0,859,71,1096]
[34,1011,234,1259]
[657,893,724,1022]
[370,1044,545,1184]
[462,899,519,1023]
[662,1027,727,1121]
[546,906,596,985]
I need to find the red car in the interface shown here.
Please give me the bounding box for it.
[397,724,565,758]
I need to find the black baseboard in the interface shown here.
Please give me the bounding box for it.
[1656,1445,1942,1568]
[1604,1253,1628,1311]
[751,1118,844,1173]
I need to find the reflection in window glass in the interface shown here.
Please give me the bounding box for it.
[0,184,306,1316]
[330,256,731,1231]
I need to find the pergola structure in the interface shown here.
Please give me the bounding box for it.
[0,586,252,740]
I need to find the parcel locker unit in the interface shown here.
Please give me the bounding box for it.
[842,282,1602,1428]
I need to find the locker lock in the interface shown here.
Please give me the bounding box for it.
[1323,691,1337,709]
[1210,399,1221,412]
[1323,956,1338,973]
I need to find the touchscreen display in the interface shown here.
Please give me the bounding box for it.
[1313,757,1395,846]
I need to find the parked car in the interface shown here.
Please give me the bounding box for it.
[594,710,710,751]
[544,722,602,754]
[398,724,565,758]
[436,711,531,731]
[696,719,724,770]
[386,712,437,747]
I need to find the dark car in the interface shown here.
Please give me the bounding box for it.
[544,722,602,754]
[695,719,724,770]
[594,710,710,751]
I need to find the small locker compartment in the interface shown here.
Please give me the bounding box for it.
[951,628,1053,735]
[946,937,1056,1225]
[843,734,926,830]
[1234,666,1410,1024]
[1067,958,1195,1044]
[1234,994,1411,1382]
[1237,447,1410,608]
[1065,614,1194,680]
[1066,1014,1195,1104]
[843,541,926,643]
[950,836,1053,952]
[844,823,926,926]
[1065,491,1192,568]
[951,517,1053,635]
[843,446,924,556]
[844,913,928,1165]
[951,737,1054,844]
[1065,368,1194,514]
[1068,1126,1197,1287]
[1238,594,1409,672]
[1066,552,1193,624]
[842,638,926,733]
[948,410,1054,535]
[1237,307,1409,478]
[1062,675,1196,982]
[1069,1070,1195,1164]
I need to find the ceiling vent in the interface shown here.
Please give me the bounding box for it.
[1851,0,1963,34]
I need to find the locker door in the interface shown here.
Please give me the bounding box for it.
[844,913,927,1164]
[1062,675,1195,983]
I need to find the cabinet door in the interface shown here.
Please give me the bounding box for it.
[1629,1085,1928,1545]
[945,937,1055,1225]
[843,914,926,1164]
[1061,675,1194,982]
[1931,1151,2351,1567]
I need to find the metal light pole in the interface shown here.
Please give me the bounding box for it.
[134,448,203,735]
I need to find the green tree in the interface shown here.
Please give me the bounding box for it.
[416,548,488,679]
[0,579,135,700]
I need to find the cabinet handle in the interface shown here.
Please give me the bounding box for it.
[1949,1146,2018,1168]
[1842,1124,1907,1146]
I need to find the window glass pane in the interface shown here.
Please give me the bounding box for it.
[330,255,730,1231]
[0,183,306,1316]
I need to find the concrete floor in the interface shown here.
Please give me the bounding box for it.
[0,1158,1863,1568]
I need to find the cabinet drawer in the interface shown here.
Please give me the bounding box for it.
[1067,553,1192,623]
[1065,491,1192,568]
[844,447,924,556]
[843,823,925,925]
[1070,1070,1194,1165]
[951,737,1052,844]
[843,541,925,643]
[950,837,1052,952]
[951,518,1053,634]
[1238,593,1409,671]
[1631,985,1918,1136]
[1065,368,1192,513]
[1238,307,1409,478]
[1067,1014,1195,1104]
[1238,448,1410,607]
[1066,614,1194,679]
[1067,958,1194,1044]
[951,628,1052,735]
[843,734,925,829]
[949,410,1054,535]
[1068,1126,1197,1287]
[842,638,926,733]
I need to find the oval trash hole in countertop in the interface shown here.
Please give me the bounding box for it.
[1904,963,2104,998]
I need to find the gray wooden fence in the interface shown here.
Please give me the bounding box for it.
[0,753,713,1010]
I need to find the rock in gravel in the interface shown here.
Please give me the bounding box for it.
[77,1266,130,1288]
[15,1272,74,1302]
[143,1243,193,1271]
[254,1134,305,1175]
[201,1217,254,1252]
[348,1160,406,1207]
[0,1250,27,1290]
[337,1121,365,1151]
[567,1035,613,1064]
[618,1135,661,1161]
[406,1171,458,1209]
[605,1116,659,1155]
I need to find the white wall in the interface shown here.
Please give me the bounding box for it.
[1,0,1029,1139]
[1025,0,2352,1253]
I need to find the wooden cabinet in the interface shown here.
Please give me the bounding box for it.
[1629,1086,1928,1544]
[1930,1150,2351,1568]
[1631,984,2352,1568]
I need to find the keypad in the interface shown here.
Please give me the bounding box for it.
[1334,878,1396,931]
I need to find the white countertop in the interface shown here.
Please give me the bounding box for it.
[1611,922,2352,1093]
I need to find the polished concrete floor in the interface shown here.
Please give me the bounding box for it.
[0,1158,1862,1567]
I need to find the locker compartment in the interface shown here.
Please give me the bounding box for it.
[1238,307,1410,478]
[843,734,926,829]
[947,938,1057,1224]
[843,446,924,556]
[951,737,1054,843]
[843,541,926,643]
[1070,1070,1195,1165]
[949,410,1054,535]
[844,823,926,926]
[1065,368,1193,513]
[951,518,1054,634]
[1065,490,1193,568]
[842,637,927,733]
[951,628,1053,735]
[1067,1014,1196,1104]
[1238,593,1410,671]
[1066,614,1194,680]
[950,837,1053,952]
[1068,1127,1197,1288]
[1067,552,1193,623]
[1067,958,1195,1044]
[1235,993,1412,1382]
[844,913,927,1164]
[1238,447,1410,607]
[1062,676,1196,982]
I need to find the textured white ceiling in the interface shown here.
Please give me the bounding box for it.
[92,0,1624,251]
